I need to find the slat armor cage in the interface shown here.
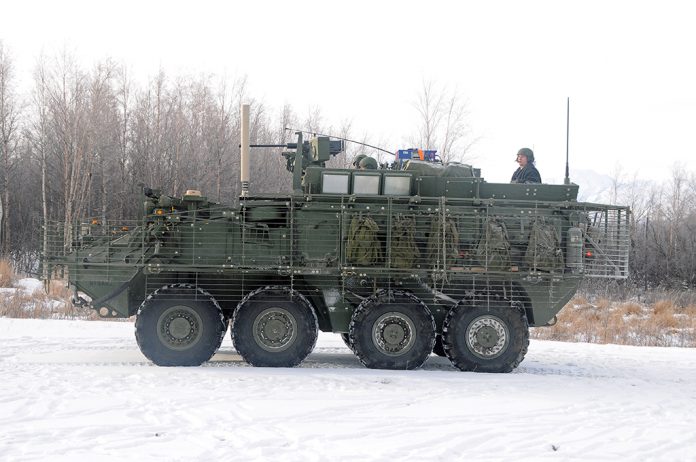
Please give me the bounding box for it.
[45,194,630,330]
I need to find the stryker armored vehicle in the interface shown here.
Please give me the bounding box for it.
[45,104,630,372]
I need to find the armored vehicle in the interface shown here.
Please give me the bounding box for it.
[45,104,630,372]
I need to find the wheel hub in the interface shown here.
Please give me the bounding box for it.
[169,317,193,339]
[372,312,416,356]
[253,307,298,352]
[466,315,509,359]
[158,305,203,351]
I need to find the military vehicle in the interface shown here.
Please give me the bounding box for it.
[45,104,630,372]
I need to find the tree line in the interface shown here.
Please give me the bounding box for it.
[2,43,689,291]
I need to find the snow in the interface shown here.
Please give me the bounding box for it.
[15,278,44,294]
[1,318,695,461]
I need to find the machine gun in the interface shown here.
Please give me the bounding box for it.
[249,132,345,193]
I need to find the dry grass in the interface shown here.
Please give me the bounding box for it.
[0,278,98,320]
[0,259,16,287]
[532,295,696,347]
[616,302,642,317]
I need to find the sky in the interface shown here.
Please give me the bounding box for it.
[1,0,695,183]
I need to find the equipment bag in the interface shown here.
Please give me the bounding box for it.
[390,214,420,269]
[525,217,564,271]
[427,216,459,268]
[347,214,381,265]
[476,217,511,270]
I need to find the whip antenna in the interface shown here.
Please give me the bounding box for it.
[564,97,571,185]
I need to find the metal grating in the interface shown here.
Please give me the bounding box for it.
[44,197,630,323]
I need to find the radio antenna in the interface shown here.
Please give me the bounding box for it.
[564,97,571,185]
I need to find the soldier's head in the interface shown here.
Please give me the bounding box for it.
[516,148,534,166]
[352,154,367,168]
[358,156,378,170]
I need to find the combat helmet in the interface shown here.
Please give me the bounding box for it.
[358,156,378,170]
[352,154,368,168]
[517,148,535,163]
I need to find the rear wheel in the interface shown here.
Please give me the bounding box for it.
[349,290,435,370]
[135,285,226,366]
[232,287,318,367]
[432,334,447,357]
[443,298,529,373]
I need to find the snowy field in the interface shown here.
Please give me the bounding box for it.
[1,318,695,461]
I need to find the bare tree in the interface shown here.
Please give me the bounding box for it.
[0,42,21,257]
[411,79,476,163]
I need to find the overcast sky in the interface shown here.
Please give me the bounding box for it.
[1,0,695,183]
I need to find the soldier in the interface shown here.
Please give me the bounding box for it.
[352,154,367,168]
[511,148,541,184]
[358,156,378,170]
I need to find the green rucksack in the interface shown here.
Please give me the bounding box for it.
[390,214,420,269]
[427,216,459,268]
[347,215,381,265]
[476,218,511,270]
[525,217,564,271]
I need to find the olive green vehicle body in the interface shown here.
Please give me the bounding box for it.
[45,128,630,371]
[48,137,629,340]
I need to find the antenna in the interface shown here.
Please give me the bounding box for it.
[564,97,571,185]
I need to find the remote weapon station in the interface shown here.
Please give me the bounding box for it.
[46,104,630,372]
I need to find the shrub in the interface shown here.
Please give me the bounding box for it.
[0,259,16,287]
[531,294,696,347]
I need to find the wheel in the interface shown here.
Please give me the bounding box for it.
[349,290,435,370]
[443,298,529,373]
[340,333,355,352]
[232,287,318,367]
[215,315,231,351]
[432,334,447,357]
[135,285,226,366]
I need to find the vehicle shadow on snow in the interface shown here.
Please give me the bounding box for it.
[212,348,457,371]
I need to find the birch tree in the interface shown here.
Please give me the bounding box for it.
[0,42,21,256]
[411,79,476,163]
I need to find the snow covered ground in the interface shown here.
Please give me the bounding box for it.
[1,318,695,461]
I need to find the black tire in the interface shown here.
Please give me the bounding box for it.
[340,333,355,352]
[232,287,318,367]
[349,290,435,370]
[443,299,529,373]
[215,316,231,351]
[432,334,447,357]
[135,285,226,367]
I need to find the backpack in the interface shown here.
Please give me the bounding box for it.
[347,215,381,265]
[427,216,459,268]
[476,218,511,270]
[525,217,564,271]
[390,214,420,269]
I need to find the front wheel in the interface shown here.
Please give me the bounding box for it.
[443,300,529,373]
[135,285,226,366]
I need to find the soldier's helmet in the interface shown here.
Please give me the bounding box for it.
[358,156,378,170]
[517,148,535,163]
[352,154,368,168]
